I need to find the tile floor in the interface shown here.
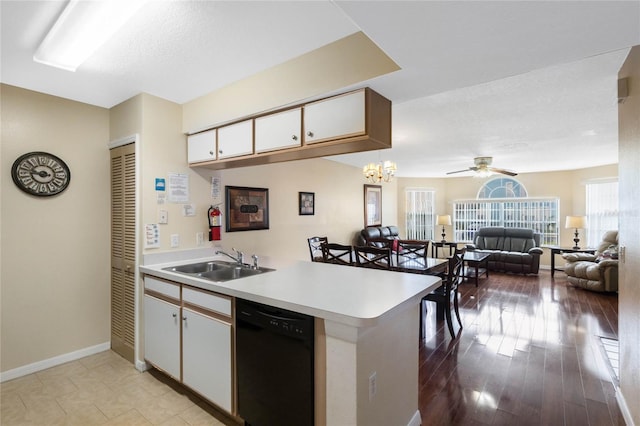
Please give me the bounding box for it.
[0,350,237,425]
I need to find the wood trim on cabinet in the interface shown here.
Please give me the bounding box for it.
[188,87,391,170]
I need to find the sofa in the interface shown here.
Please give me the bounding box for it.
[466,227,543,274]
[562,230,618,292]
[356,225,399,247]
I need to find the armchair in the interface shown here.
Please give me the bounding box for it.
[562,230,619,292]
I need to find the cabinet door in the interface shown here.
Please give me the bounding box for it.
[217,120,253,159]
[144,295,180,380]
[187,129,217,163]
[255,108,302,153]
[304,90,365,144]
[182,308,232,412]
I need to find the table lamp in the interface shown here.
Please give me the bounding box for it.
[436,215,452,242]
[565,215,587,249]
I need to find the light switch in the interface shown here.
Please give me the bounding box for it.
[158,210,168,224]
[170,234,179,248]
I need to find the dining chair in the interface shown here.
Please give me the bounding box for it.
[366,237,394,250]
[421,247,466,339]
[396,239,429,269]
[354,245,392,270]
[321,243,353,265]
[307,236,328,262]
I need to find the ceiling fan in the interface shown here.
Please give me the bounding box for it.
[447,156,517,177]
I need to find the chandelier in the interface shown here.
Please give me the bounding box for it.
[363,160,397,183]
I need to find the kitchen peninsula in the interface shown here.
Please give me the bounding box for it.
[140,249,442,426]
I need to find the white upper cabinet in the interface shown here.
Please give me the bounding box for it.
[255,108,302,153]
[186,88,391,170]
[303,90,366,144]
[187,129,217,163]
[217,120,253,159]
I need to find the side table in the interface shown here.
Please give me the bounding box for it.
[462,251,491,287]
[549,247,596,277]
[431,241,458,259]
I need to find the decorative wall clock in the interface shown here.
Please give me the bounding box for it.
[11,151,71,197]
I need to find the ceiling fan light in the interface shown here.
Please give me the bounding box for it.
[33,0,149,72]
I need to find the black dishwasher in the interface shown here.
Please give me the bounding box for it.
[236,299,314,426]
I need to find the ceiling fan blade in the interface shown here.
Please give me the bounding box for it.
[446,168,472,175]
[488,167,518,176]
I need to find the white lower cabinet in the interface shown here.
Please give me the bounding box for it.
[182,308,232,412]
[143,295,180,380]
[144,277,233,414]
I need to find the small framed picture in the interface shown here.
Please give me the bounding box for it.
[299,192,315,215]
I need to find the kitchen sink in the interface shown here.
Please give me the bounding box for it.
[163,261,274,282]
[200,266,271,281]
[163,260,235,274]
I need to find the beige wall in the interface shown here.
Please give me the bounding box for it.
[176,158,398,262]
[1,84,111,372]
[397,164,618,266]
[618,45,640,425]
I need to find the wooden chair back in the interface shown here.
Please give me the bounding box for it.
[446,247,467,294]
[354,245,392,270]
[321,243,353,265]
[307,236,328,262]
[396,239,429,268]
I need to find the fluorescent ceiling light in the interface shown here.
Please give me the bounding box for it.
[34,0,148,72]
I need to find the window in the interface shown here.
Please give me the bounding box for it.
[586,180,618,246]
[453,177,559,245]
[405,188,435,240]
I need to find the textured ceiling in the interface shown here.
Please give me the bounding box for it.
[2,1,639,177]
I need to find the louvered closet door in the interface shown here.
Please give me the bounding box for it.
[110,143,136,362]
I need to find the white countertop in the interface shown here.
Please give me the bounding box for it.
[140,253,442,328]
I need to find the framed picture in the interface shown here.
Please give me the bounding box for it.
[364,184,382,227]
[299,192,315,215]
[225,186,269,232]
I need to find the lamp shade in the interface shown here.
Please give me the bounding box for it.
[436,215,452,226]
[565,216,587,229]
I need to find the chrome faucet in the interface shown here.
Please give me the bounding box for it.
[251,254,259,270]
[215,248,244,265]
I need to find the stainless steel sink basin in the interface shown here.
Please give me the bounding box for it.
[200,266,272,282]
[163,260,235,274]
[163,260,274,282]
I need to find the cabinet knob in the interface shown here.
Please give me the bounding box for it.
[292,135,298,141]
[306,131,314,137]
[172,313,177,318]
[209,151,214,156]
[218,150,223,154]
[183,316,187,321]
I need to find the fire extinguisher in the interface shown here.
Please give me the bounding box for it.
[208,205,221,241]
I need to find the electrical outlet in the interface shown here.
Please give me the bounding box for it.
[369,372,377,401]
[170,234,179,248]
[196,232,204,246]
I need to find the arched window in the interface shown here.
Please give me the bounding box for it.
[477,177,527,199]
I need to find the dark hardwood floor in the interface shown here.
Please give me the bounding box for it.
[419,269,623,426]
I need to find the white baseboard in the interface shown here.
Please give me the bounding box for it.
[616,386,636,426]
[407,410,421,426]
[135,359,150,372]
[0,342,110,383]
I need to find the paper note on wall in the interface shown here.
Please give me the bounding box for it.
[168,173,189,203]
